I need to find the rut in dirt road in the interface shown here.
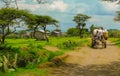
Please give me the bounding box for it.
[48,41,120,76]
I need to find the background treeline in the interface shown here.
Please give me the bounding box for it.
[66,28,90,37]
[108,29,120,38]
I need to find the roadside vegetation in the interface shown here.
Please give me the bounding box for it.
[108,29,120,47]
[0,37,90,76]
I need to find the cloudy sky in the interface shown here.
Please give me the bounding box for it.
[1,0,120,32]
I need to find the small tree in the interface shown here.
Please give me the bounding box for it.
[40,15,59,42]
[73,14,91,38]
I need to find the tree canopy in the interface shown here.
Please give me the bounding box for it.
[0,8,31,44]
[73,14,91,38]
[25,14,59,41]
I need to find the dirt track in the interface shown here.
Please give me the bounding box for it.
[48,41,120,76]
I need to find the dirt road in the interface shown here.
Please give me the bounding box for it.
[65,41,120,65]
[48,41,120,76]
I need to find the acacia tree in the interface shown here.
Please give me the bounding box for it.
[0,8,30,44]
[26,15,58,42]
[24,14,38,38]
[73,14,91,38]
[40,15,58,42]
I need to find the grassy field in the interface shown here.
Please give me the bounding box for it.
[109,38,120,47]
[6,37,90,48]
[0,37,90,76]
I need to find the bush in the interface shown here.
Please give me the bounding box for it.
[57,40,80,50]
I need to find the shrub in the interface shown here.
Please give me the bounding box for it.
[57,40,80,50]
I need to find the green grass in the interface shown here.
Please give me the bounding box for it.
[1,68,48,76]
[109,38,120,47]
[6,37,90,50]
[0,37,90,76]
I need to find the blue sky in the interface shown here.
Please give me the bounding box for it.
[1,0,120,32]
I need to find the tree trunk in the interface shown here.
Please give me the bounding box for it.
[33,29,36,39]
[79,26,84,38]
[79,27,83,38]
[1,36,5,44]
[1,26,5,44]
[33,25,38,40]
[43,27,49,42]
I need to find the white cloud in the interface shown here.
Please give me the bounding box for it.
[17,0,68,12]
[45,0,68,12]
[18,4,40,11]
[77,8,86,13]
[32,0,37,2]
[101,1,120,11]
[89,17,100,22]
[76,3,89,13]
[18,0,26,3]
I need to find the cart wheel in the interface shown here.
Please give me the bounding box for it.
[91,40,95,48]
[102,41,106,48]
[104,42,106,48]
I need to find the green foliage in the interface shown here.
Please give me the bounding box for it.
[6,34,19,39]
[73,13,91,38]
[0,8,30,25]
[108,30,120,38]
[67,28,80,36]
[0,37,90,75]
[73,14,91,24]
[57,38,90,50]
[109,38,120,47]
[90,24,96,33]
[1,68,47,76]
[0,7,32,44]
[0,44,20,54]
[114,11,120,22]
[57,40,79,49]
[0,53,18,73]
[67,28,89,37]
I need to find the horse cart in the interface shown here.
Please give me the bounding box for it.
[91,29,108,49]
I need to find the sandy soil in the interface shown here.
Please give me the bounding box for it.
[48,41,120,76]
[65,41,120,65]
[44,46,59,52]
